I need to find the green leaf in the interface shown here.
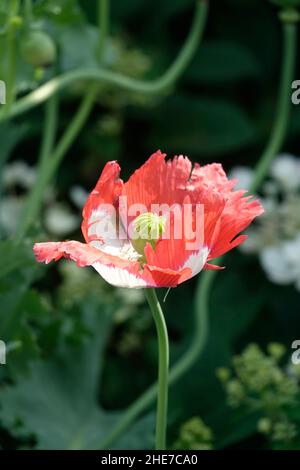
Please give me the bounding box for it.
[185,40,260,84]
[0,239,44,373]
[210,269,266,341]
[56,23,99,71]
[148,95,256,157]
[0,301,154,449]
[0,239,36,279]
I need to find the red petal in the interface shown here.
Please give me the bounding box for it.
[190,162,264,261]
[142,264,192,287]
[204,262,225,270]
[122,151,193,225]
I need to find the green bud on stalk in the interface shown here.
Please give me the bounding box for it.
[21,30,56,67]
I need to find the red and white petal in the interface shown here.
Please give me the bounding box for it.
[34,240,149,288]
[182,246,210,277]
[81,161,123,243]
[81,160,141,262]
[34,155,264,289]
[93,261,192,288]
[34,241,105,266]
[92,262,148,288]
[33,240,138,269]
[142,200,212,276]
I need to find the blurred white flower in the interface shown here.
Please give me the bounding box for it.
[260,245,295,285]
[282,235,300,282]
[1,161,82,238]
[260,236,300,289]
[69,185,88,209]
[270,154,300,191]
[231,153,300,291]
[2,161,36,189]
[0,196,24,235]
[44,204,79,236]
[229,166,253,191]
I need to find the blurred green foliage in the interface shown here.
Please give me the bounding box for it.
[217,343,300,449]
[0,0,300,450]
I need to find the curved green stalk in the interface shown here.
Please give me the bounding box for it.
[99,10,297,450]
[145,289,169,450]
[15,0,207,237]
[0,0,208,123]
[250,20,297,193]
[16,0,109,237]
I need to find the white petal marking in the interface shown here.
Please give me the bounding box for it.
[93,262,147,288]
[182,246,209,276]
[89,208,141,262]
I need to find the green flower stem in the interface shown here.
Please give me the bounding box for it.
[0,0,208,123]
[24,0,33,24]
[99,8,297,450]
[97,0,109,61]
[38,96,58,166]
[145,289,169,450]
[99,271,212,449]
[250,19,298,193]
[16,0,109,238]
[16,94,58,238]
[16,89,95,237]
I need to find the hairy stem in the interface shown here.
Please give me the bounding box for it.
[99,271,212,449]
[145,289,169,450]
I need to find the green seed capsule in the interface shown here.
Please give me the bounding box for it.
[21,30,56,67]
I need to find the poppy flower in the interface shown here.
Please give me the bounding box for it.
[33,151,263,288]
